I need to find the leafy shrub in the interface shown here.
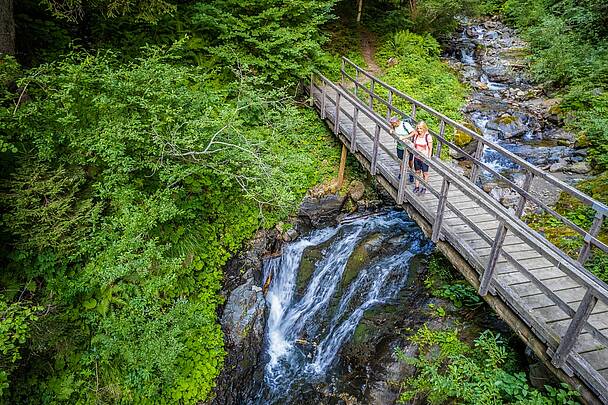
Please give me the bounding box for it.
[397,326,580,404]
[1,44,339,403]
[375,30,468,135]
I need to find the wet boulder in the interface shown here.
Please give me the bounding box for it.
[486,113,528,139]
[543,128,575,144]
[549,159,568,172]
[222,282,266,348]
[299,193,347,228]
[567,161,592,174]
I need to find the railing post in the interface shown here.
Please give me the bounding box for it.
[432,179,451,242]
[334,92,342,134]
[371,124,380,175]
[369,80,375,110]
[354,69,359,97]
[320,84,327,120]
[309,73,314,107]
[351,107,359,152]
[578,210,604,265]
[411,103,417,120]
[435,120,445,158]
[340,58,345,87]
[516,171,534,217]
[551,289,598,368]
[397,149,408,204]
[470,140,485,184]
[386,90,393,121]
[479,223,507,296]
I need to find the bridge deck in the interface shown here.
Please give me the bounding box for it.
[310,73,608,403]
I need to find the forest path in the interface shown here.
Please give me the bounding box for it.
[359,28,382,76]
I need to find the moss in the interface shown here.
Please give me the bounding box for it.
[497,114,518,125]
[297,247,324,293]
[454,130,473,147]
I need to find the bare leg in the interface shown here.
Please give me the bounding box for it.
[415,170,422,189]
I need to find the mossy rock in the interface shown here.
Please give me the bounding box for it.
[497,114,518,125]
[454,130,473,147]
[574,133,591,148]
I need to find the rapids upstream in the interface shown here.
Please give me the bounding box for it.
[445,18,588,206]
[249,209,433,404]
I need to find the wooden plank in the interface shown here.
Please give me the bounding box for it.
[580,348,608,370]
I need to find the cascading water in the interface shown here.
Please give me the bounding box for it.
[250,209,432,404]
[446,19,579,181]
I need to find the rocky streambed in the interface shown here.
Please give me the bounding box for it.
[445,17,590,208]
[212,181,552,404]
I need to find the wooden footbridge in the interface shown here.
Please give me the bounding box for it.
[308,57,608,404]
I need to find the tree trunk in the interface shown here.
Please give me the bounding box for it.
[356,0,363,23]
[409,0,417,19]
[0,0,15,55]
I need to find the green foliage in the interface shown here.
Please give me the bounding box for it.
[435,283,483,308]
[525,173,608,283]
[397,326,580,404]
[501,0,608,169]
[40,0,177,23]
[376,30,468,136]
[192,0,337,83]
[367,0,481,38]
[423,251,483,309]
[1,42,339,403]
[0,295,42,397]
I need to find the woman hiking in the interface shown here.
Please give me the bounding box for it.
[410,121,432,194]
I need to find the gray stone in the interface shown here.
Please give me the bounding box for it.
[568,161,592,174]
[528,362,560,390]
[221,280,266,348]
[482,182,498,193]
[348,180,366,202]
[549,159,568,172]
[544,128,575,143]
[298,193,347,227]
[500,193,520,209]
[284,228,299,242]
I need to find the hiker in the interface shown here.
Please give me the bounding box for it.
[411,121,432,194]
[389,116,415,183]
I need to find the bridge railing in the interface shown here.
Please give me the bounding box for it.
[310,70,608,396]
[340,56,608,274]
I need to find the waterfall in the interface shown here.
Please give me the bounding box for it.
[253,209,432,404]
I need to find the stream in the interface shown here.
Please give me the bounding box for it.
[445,18,588,196]
[249,210,433,404]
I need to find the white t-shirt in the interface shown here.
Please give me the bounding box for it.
[395,121,408,150]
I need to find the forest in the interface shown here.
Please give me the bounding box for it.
[1,0,606,403]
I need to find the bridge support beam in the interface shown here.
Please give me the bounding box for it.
[338,144,347,189]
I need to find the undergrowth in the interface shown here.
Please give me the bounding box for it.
[397,326,580,404]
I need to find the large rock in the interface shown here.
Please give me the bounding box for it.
[549,159,568,173]
[348,180,366,202]
[486,113,528,139]
[298,193,347,228]
[222,282,266,348]
[568,161,592,174]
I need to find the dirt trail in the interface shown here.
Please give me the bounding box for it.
[359,29,382,76]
